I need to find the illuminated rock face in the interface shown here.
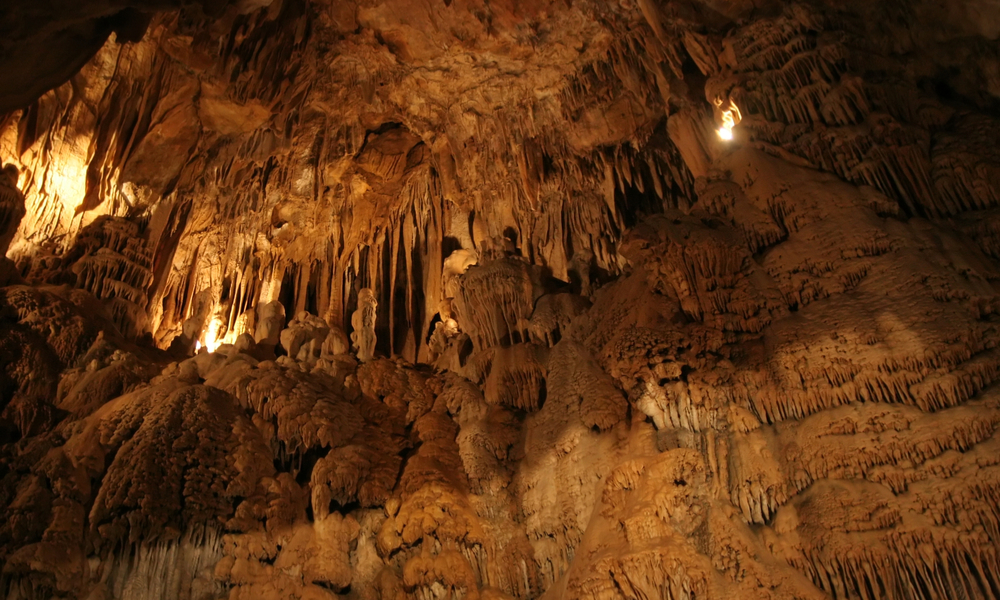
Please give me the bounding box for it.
[2,0,1000,599]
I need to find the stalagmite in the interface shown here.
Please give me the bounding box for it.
[279,311,330,362]
[251,301,284,352]
[351,288,378,363]
[322,325,351,357]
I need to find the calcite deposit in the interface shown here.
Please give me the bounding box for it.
[2,0,1000,598]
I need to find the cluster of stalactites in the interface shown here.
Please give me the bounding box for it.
[622,211,785,335]
[453,258,536,352]
[53,217,155,339]
[705,3,1000,221]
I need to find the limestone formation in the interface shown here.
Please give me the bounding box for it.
[351,288,378,363]
[279,311,329,362]
[0,164,24,256]
[2,0,1000,599]
[254,301,286,349]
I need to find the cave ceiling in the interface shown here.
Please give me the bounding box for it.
[2,0,1000,598]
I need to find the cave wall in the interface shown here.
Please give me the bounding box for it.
[1,0,1000,598]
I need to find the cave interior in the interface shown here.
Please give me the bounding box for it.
[2,0,1000,598]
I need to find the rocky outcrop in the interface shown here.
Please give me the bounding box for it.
[0,165,24,257]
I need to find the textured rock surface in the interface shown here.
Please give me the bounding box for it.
[2,0,1000,598]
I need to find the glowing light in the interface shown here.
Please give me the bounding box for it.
[200,316,225,353]
[203,329,220,354]
[715,98,742,142]
[195,340,202,352]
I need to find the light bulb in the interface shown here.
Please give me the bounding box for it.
[196,316,226,353]
[715,100,741,142]
[203,330,219,353]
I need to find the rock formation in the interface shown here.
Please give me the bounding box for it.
[351,288,378,363]
[1,0,1000,598]
[0,165,24,256]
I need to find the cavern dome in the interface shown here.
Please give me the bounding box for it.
[1,0,1000,598]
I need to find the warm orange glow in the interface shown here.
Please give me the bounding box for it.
[198,316,226,353]
[203,322,222,353]
[715,98,742,142]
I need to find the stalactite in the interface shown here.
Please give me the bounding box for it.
[484,344,547,411]
[622,211,786,335]
[706,4,988,219]
[453,258,536,351]
[932,113,1000,216]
